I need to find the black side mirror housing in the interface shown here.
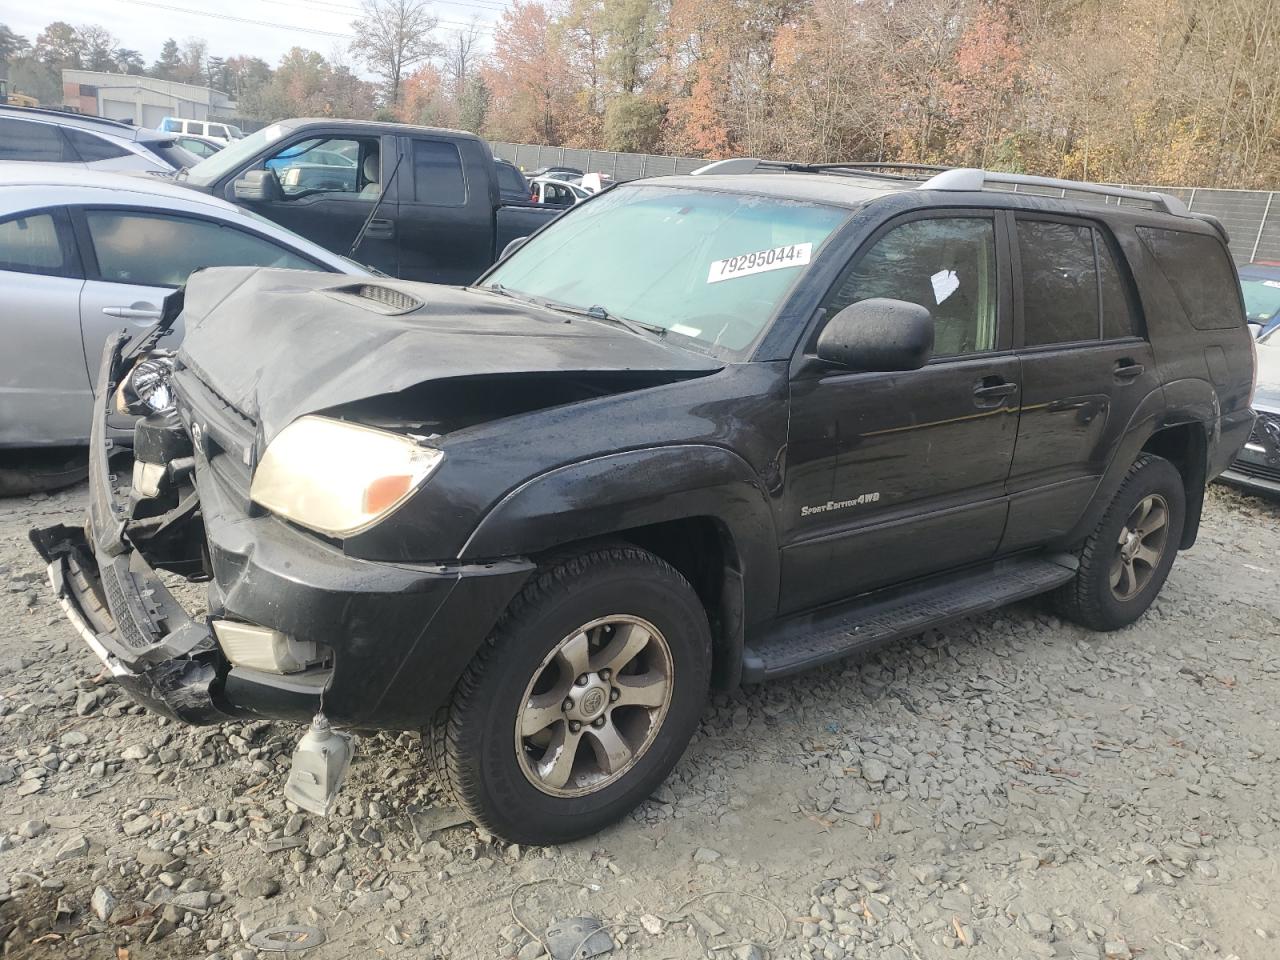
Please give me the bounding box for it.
[500,236,530,260]
[816,298,934,372]
[233,169,281,202]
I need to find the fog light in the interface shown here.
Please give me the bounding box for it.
[213,620,321,674]
[132,460,165,498]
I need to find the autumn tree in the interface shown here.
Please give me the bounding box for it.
[350,0,440,108]
[485,1,576,144]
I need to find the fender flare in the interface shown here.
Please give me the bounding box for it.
[461,444,780,636]
[1056,379,1214,551]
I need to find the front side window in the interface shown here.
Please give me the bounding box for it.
[1018,220,1099,346]
[824,217,999,358]
[0,212,72,276]
[0,118,72,162]
[264,137,367,199]
[63,128,131,162]
[485,184,848,356]
[85,210,320,287]
[412,139,466,205]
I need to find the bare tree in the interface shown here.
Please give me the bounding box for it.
[350,0,440,107]
[444,19,484,100]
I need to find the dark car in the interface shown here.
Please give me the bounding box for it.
[1220,328,1280,494]
[33,162,1255,845]
[1239,262,1280,338]
[173,119,560,282]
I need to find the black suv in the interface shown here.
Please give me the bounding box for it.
[33,162,1255,844]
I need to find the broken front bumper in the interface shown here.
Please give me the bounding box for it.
[33,333,534,730]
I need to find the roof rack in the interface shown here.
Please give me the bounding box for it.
[689,158,946,182]
[691,158,1193,220]
[919,168,1189,217]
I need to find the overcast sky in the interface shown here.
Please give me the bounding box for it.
[5,0,502,71]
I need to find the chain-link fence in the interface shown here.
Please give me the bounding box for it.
[491,141,1280,264]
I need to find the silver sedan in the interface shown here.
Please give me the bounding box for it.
[0,163,368,450]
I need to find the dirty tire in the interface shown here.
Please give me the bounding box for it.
[429,543,711,845]
[0,448,89,497]
[1054,454,1185,631]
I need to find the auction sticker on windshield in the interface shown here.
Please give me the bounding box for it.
[708,242,812,284]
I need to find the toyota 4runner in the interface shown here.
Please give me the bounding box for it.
[32,161,1256,844]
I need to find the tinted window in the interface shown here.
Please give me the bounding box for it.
[264,137,365,198]
[0,118,72,162]
[1136,227,1244,331]
[0,212,72,276]
[495,162,526,199]
[85,211,321,287]
[1018,220,1099,345]
[825,217,999,357]
[1241,278,1280,324]
[1098,234,1138,339]
[413,139,465,205]
[160,118,181,132]
[209,125,228,139]
[63,127,131,162]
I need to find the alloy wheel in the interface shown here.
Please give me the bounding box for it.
[1110,493,1169,601]
[515,615,673,798]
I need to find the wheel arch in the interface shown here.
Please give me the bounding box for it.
[461,445,779,689]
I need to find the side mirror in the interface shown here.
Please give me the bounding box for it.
[816,298,934,372]
[500,236,530,260]
[233,169,281,202]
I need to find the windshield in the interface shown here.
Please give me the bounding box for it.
[484,184,849,356]
[183,122,287,186]
[1241,277,1280,323]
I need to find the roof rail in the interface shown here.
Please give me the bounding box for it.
[690,158,950,183]
[920,168,1189,217]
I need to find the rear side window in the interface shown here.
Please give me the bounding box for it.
[0,118,74,162]
[1136,227,1244,330]
[85,210,321,287]
[0,211,75,276]
[412,139,465,205]
[1098,237,1138,339]
[1017,220,1099,345]
[63,128,131,162]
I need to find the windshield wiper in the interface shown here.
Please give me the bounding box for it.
[543,300,667,340]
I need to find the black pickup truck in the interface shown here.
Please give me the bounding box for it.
[174,118,558,281]
[34,162,1255,845]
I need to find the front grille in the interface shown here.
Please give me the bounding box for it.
[100,563,155,651]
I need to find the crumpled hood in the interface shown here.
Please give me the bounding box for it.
[175,267,723,441]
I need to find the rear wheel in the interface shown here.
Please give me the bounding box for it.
[428,544,711,844]
[1055,454,1185,631]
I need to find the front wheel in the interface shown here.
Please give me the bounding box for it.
[428,544,711,844]
[1055,454,1186,631]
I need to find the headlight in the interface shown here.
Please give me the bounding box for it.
[115,356,175,415]
[249,416,443,537]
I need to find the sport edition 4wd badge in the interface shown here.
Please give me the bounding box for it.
[801,493,881,517]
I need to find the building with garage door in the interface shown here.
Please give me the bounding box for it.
[60,70,237,129]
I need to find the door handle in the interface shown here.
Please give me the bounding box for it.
[102,305,163,321]
[364,218,395,240]
[972,378,1018,404]
[1114,360,1145,381]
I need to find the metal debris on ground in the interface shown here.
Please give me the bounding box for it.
[248,924,327,952]
[545,916,615,960]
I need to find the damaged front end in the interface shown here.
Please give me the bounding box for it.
[30,330,229,725]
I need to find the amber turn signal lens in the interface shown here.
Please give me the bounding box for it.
[363,474,414,515]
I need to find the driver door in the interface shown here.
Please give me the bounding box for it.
[778,212,1021,614]
[238,131,400,275]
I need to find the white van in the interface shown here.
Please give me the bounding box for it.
[157,117,244,143]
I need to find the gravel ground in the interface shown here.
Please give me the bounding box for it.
[1,480,1277,960]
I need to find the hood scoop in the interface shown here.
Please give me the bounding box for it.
[323,282,424,315]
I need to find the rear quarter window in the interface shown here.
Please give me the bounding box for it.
[1136,226,1244,331]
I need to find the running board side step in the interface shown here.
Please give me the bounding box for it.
[740,554,1077,683]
